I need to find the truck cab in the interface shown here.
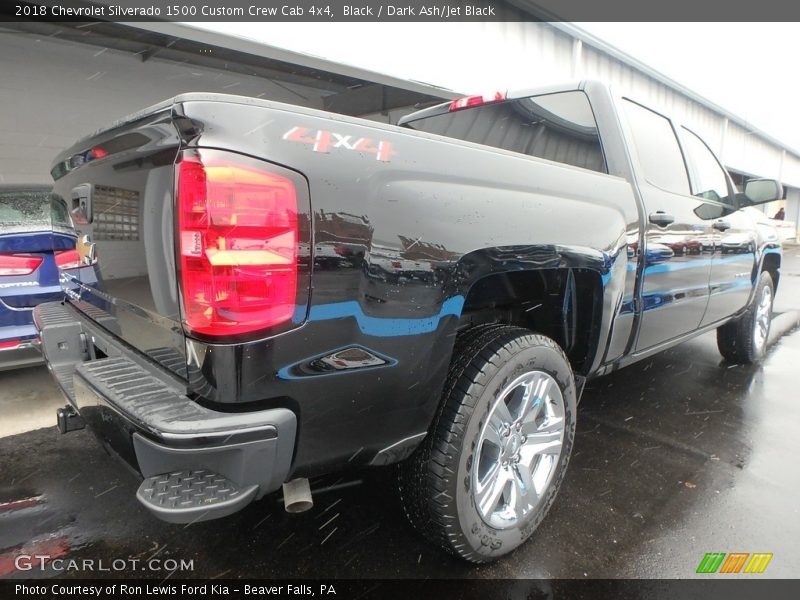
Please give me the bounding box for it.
[399,81,782,366]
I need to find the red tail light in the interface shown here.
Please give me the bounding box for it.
[0,339,21,350]
[448,91,507,112]
[55,249,95,270]
[0,254,42,276]
[177,150,299,337]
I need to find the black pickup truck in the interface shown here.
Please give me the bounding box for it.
[35,81,782,562]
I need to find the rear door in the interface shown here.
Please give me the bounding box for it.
[620,100,714,351]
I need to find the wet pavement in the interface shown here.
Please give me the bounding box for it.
[2,252,800,580]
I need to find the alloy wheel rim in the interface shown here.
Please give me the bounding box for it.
[753,284,772,353]
[473,370,565,530]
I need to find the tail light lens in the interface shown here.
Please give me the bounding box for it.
[55,249,95,270]
[0,254,42,276]
[177,150,299,337]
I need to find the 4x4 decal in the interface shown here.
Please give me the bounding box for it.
[283,126,397,162]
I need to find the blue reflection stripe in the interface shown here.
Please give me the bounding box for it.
[620,277,752,315]
[645,254,754,275]
[625,254,756,274]
[709,278,753,293]
[306,295,465,337]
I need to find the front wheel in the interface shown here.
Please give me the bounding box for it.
[398,325,576,563]
[717,271,774,364]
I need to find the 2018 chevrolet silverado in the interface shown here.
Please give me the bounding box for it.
[34,81,782,562]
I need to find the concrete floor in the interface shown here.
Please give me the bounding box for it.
[1,251,799,581]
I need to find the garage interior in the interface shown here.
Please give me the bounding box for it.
[0,20,455,287]
[1,19,798,272]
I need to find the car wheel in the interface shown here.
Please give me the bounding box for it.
[398,324,576,563]
[717,271,774,364]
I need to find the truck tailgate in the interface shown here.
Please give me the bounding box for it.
[49,103,187,380]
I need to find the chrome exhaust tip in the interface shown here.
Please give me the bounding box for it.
[282,478,313,513]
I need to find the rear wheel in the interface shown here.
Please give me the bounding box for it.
[398,325,576,563]
[717,270,774,364]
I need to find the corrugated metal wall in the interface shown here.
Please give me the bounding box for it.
[571,30,797,187]
[406,21,795,237]
[0,32,328,185]
[460,22,799,189]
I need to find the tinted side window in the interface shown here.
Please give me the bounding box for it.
[404,91,606,173]
[622,100,690,195]
[680,127,732,204]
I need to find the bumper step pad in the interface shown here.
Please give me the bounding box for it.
[33,302,87,403]
[137,469,258,524]
[35,301,297,524]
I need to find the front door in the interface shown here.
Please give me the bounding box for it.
[677,127,758,326]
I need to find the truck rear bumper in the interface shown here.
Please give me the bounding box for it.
[34,301,296,523]
[0,338,42,371]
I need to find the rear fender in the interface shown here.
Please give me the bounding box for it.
[446,243,628,376]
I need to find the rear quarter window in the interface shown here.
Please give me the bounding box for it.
[403,90,607,174]
[0,190,72,234]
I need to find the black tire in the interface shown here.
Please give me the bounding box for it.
[398,325,577,563]
[717,270,774,364]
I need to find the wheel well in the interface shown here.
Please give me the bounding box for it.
[459,268,603,375]
[762,253,780,291]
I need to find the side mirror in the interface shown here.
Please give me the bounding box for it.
[744,179,782,205]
